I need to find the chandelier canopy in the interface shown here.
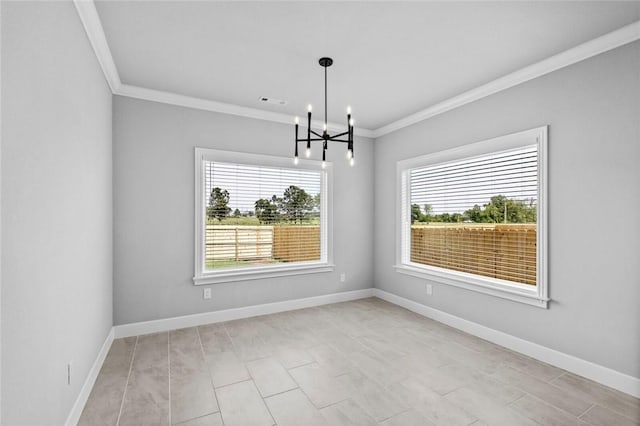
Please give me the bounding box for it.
[294,57,354,168]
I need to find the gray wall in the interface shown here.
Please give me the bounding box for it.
[0,1,3,420]
[1,2,113,425]
[374,41,640,378]
[113,96,374,325]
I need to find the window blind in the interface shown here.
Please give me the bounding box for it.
[409,145,538,286]
[203,161,323,271]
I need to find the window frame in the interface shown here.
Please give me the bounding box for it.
[193,147,333,285]
[395,126,549,308]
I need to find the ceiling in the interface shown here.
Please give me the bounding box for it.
[94,1,640,131]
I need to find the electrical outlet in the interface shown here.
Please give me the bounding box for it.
[67,362,72,385]
[426,284,433,296]
[203,288,212,300]
[340,273,346,282]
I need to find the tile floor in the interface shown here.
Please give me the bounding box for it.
[78,298,640,426]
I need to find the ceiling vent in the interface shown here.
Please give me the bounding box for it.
[259,96,287,106]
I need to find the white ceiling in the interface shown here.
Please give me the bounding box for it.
[94,1,640,131]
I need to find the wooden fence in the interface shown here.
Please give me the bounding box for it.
[411,224,537,285]
[206,225,320,263]
[273,226,321,262]
[205,226,273,261]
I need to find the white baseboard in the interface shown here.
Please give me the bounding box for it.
[65,327,115,426]
[65,289,372,425]
[114,288,374,338]
[373,289,640,398]
[69,286,637,426]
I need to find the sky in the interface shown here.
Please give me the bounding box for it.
[205,161,321,212]
[410,145,538,215]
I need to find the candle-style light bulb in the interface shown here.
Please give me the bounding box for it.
[295,116,299,125]
[308,104,313,112]
[306,147,310,158]
[322,160,326,169]
[350,157,354,167]
[349,118,354,127]
[323,123,327,131]
[347,106,352,114]
[294,156,299,165]
[347,149,352,160]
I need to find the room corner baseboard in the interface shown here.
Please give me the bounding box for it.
[113,288,375,338]
[373,289,640,398]
[64,327,115,426]
[65,289,373,424]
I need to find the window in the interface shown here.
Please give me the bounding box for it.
[194,148,333,285]
[396,127,548,307]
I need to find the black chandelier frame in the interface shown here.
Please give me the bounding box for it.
[294,57,354,167]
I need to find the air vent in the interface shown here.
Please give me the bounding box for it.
[258,96,288,106]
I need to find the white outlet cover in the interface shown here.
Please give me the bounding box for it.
[203,288,212,299]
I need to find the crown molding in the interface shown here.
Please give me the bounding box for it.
[74,1,639,141]
[117,84,376,138]
[73,0,121,93]
[371,20,640,138]
[72,0,375,138]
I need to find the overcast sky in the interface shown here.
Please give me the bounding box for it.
[410,145,538,215]
[205,161,321,212]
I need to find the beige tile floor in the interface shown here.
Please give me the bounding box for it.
[79,298,640,426]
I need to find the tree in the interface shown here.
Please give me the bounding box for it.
[207,187,231,222]
[465,204,486,223]
[254,197,279,224]
[312,193,321,212]
[233,208,241,217]
[463,195,536,224]
[279,186,314,223]
[411,204,424,224]
[450,213,464,223]
[423,204,433,222]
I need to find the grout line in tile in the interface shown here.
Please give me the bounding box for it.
[319,398,349,411]
[258,380,279,426]
[172,411,219,426]
[221,321,239,359]
[514,390,595,423]
[439,384,466,397]
[195,326,224,425]
[549,371,568,384]
[377,407,413,424]
[283,358,315,372]
[293,367,351,411]
[549,373,640,423]
[213,377,255,391]
[505,362,566,385]
[88,300,637,426]
[507,392,528,406]
[115,335,138,426]
[543,369,566,383]
[261,384,301,400]
[577,403,597,419]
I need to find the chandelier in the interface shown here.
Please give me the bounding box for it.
[294,57,354,168]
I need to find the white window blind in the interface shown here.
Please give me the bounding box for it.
[408,145,538,286]
[396,127,548,307]
[202,159,326,272]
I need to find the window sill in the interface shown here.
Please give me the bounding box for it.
[394,263,549,308]
[194,262,335,285]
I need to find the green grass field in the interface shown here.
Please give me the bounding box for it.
[205,259,281,269]
[207,217,320,226]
